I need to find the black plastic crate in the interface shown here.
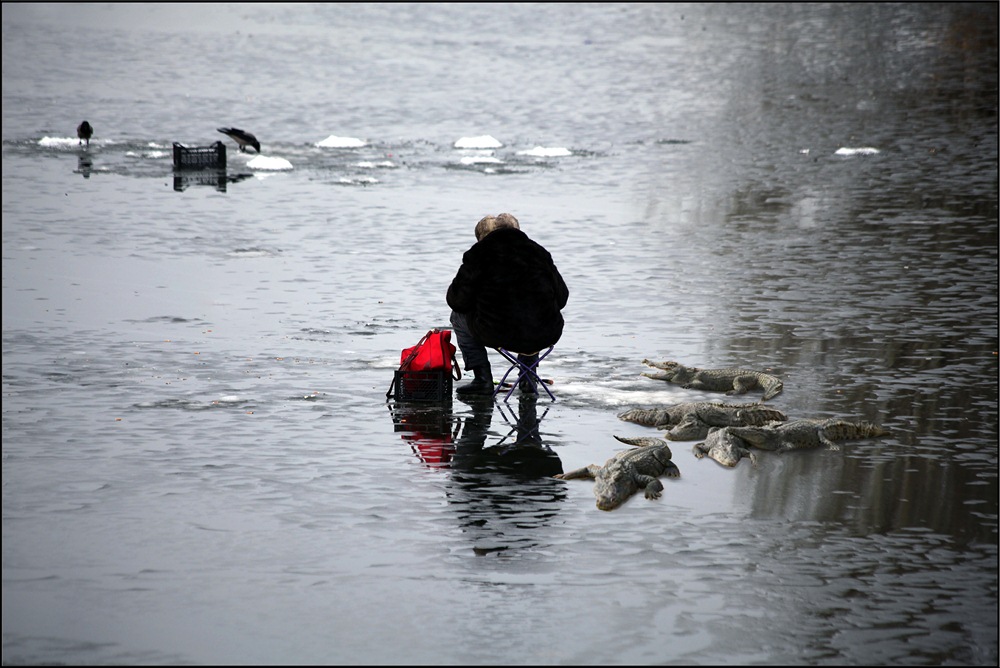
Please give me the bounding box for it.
[173,141,226,170]
[391,369,452,403]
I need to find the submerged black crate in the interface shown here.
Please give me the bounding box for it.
[173,141,226,170]
[391,369,452,403]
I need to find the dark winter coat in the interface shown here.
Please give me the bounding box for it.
[446,228,569,353]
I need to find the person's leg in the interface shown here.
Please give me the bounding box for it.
[450,311,493,395]
[517,352,539,393]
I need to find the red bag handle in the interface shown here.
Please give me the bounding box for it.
[451,348,461,380]
[399,331,431,372]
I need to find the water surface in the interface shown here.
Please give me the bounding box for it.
[3,3,997,665]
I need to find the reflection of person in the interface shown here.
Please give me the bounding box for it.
[452,394,563,478]
[447,213,569,396]
[77,154,92,179]
[447,395,565,553]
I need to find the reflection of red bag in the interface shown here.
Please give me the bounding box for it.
[410,439,455,467]
[391,405,462,468]
[400,329,461,379]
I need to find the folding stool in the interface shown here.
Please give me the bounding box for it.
[492,346,556,402]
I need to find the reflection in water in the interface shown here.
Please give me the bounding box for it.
[696,160,998,541]
[390,401,458,468]
[389,396,563,477]
[451,395,562,479]
[3,4,994,664]
[75,152,92,179]
[638,4,998,547]
[448,395,565,555]
[389,396,565,555]
[492,397,552,451]
[743,444,999,547]
[172,170,252,193]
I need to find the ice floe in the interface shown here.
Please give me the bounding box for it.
[516,146,572,157]
[316,135,367,148]
[247,155,293,170]
[454,135,502,149]
[835,147,880,156]
[459,155,502,165]
[39,136,89,148]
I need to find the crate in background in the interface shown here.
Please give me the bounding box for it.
[173,141,227,170]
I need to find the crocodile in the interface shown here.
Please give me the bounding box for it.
[641,360,784,401]
[726,418,889,452]
[617,401,788,440]
[692,427,759,467]
[554,435,680,511]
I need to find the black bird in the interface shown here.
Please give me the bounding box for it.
[77,120,93,146]
[217,127,261,153]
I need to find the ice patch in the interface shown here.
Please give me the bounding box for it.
[454,135,502,149]
[247,155,293,170]
[517,146,572,157]
[460,155,502,165]
[316,135,367,148]
[39,136,84,148]
[338,176,379,185]
[122,150,165,159]
[227,248,274,258]
[835,147,880,156]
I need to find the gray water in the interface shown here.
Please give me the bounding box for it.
[2,3,997,665]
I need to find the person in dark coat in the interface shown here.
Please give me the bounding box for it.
[447,213,569,396]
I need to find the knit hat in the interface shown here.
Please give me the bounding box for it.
[475,212,520,241]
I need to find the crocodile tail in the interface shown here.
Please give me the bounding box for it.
[614,434,667,448]
[823,420,889,440]
[617,408,667,426]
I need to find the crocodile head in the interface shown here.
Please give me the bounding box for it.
[696,428,757,468]
[593,472,635,511]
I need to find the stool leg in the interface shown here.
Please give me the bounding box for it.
[494,348,556,402]
[531,347,556,401]
[517,353,538,393]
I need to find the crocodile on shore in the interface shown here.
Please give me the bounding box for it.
[641,360,784,401]
[617,401,788,440]
[726,418,889,452]
[693,418,890,468]
[692,427,759,468]
[554,435,680,511]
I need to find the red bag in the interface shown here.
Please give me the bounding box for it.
[399,328,461,379]
[386,328,463,402]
